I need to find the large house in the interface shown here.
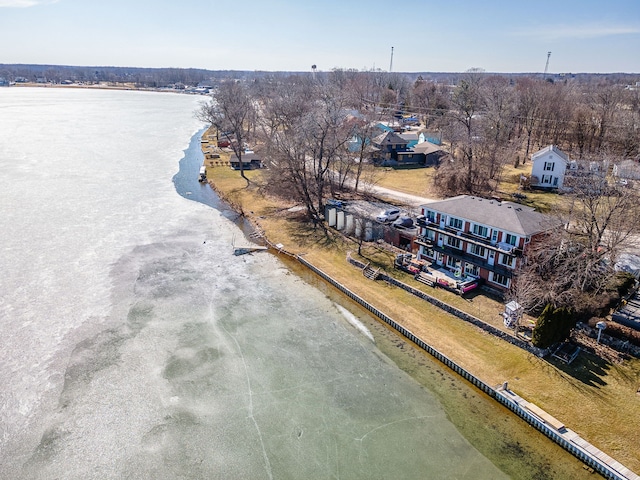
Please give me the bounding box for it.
[396,141,446,167]
[530,145,569,190]
[371,131,409,165]
[416,195,560,292]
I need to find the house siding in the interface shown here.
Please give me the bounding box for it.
[418,197,552,293]
[530,145,569,190]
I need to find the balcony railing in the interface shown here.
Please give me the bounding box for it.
[415,236,433,247]
[418,222,522,256]
[429,244,515,278]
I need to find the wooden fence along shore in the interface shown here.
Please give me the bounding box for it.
[285,251,640,480]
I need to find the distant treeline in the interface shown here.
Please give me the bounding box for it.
[1,63,638,88]
[0,64,268,87]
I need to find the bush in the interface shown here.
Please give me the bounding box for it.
[532,304,577,349]
[607,271,637,299]
[605,321,640,347]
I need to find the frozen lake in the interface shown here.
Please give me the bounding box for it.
[0,86,594,480]
[0,87,508,479]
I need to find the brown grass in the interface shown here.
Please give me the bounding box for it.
[373,166,441,199]
[205,160,640,473]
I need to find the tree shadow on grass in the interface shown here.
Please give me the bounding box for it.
[548,349,611,389]
[353,243,397,270]
[286,215,338,249]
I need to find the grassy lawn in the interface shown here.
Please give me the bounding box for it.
[373,160,575,214]
[205,161,640,473]
[373,165,440,199]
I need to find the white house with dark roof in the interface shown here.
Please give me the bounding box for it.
[416,195,561,292]
[530,145,569,190]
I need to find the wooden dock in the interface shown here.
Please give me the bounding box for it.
[496,386,640,480]
[233,246,268,256]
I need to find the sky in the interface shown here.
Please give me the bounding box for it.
[1,0,639,73]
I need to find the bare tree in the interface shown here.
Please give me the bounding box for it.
[536,81,572,148]
[569,105,595,159]
[448,69,486,192]
[481,75,516,148]
[259,83,352,224]
[515,78,545,160]
[587,83,623,154]
[347,109,385,193]
[197,81,255,185]
[515,172,640,317]
[412,77,450,128]
[567,170,640,276]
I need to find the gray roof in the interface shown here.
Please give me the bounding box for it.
[399,132,419,141]
[421,195,559,236]
[531,145,569,162]
[230,152,261,163]
[373,131,408,147]
[412,141,444,155]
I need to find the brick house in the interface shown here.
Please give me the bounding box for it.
[416,195,561,292]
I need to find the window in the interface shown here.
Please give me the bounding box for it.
[423,247,435,258]
[541,174,551,184]
[505,233,517,246]
[469,243,486,257]
[424,209,436,223]
[553,177,559,186]
[446,236,461,249]
[446,256,461,269]
[491,272,510,287]
[448,217,463,230]
[500,254,515,267]
[465,264,480,277]
[544,161,554,171]
[472,224,488,237]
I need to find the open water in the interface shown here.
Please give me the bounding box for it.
[0,87,588,479]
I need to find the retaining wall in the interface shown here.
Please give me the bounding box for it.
[346,254,547,356]
[297,254,636,480]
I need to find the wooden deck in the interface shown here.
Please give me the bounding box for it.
[523,402,565,431]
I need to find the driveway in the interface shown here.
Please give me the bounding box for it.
[360,183,435,208]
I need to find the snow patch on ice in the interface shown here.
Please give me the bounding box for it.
[335,304,374,342]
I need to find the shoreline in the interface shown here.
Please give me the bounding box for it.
[300,254,638,480]
[7,82,201,95]
[199,129,640,476]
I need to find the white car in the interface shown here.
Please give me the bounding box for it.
[376,208,401,223]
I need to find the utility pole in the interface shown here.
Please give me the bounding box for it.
[544,51,551,77]
[389,46,394,73]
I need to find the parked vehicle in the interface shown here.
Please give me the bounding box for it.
[376,208,400,223]
[392,216,414,229]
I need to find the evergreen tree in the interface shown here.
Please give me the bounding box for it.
[532,305,576,348]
